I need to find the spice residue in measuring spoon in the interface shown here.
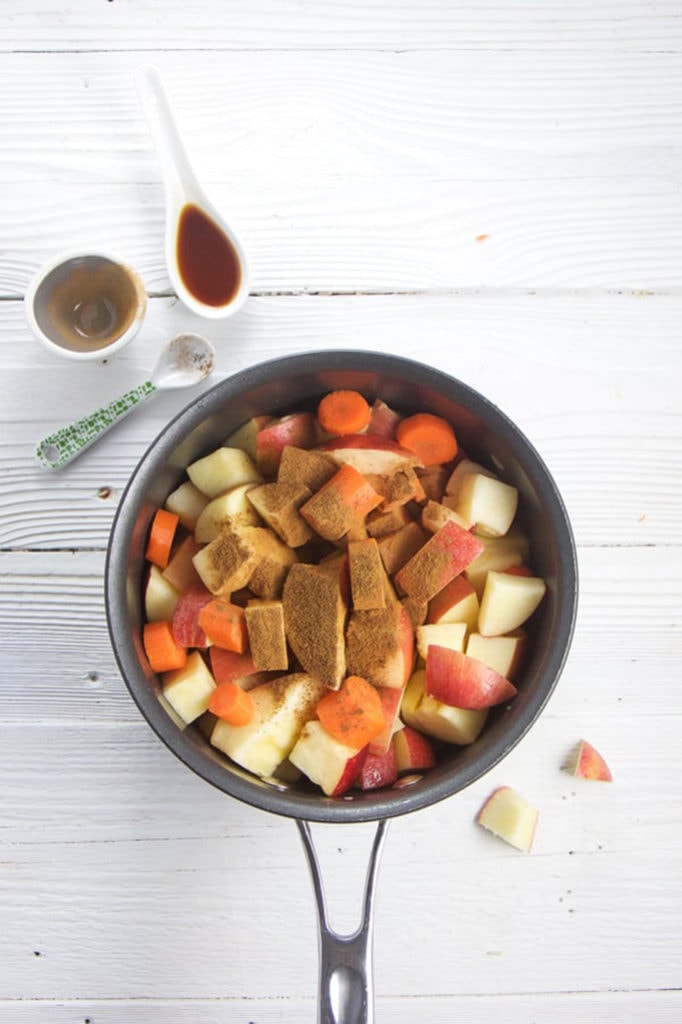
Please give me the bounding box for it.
[45,258,143,352]
[176,203,242,308]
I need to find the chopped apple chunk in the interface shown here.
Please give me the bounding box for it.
[476,785,539,852]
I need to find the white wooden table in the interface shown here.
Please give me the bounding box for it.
[2,2,681,1021]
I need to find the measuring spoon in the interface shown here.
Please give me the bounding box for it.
[135,64,249,319]
[35,332,216,470]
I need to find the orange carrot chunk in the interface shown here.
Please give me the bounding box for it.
[318,390,371,436]
[395,413,458,467]
[317,675,387,750]
[143,620,188,672]
[197,599,248,652]
[145,508,180,568]
[209,681,254,726]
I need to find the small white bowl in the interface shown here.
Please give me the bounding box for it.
[24,250,148,361]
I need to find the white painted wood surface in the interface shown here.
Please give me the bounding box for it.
[1,2,680,1021]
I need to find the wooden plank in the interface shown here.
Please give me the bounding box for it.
[1,718,679,1000]
[2,177,682,297]
[2,1,682,53]
[1,991,682,1024]
[2,293,681,550]
[2,51,681,186]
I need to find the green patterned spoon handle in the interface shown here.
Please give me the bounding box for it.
[36,380,157,470]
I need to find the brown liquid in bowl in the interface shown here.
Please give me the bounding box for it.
[40,257,144,353]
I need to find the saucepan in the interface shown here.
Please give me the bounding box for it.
[105,350,578,1023]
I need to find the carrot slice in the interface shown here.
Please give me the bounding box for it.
[145,508,180,568]
[209,681,254,726]
[395,413,457,467]
[317,675,386,749]
[142,620,188,672]
[197,600,248,652]
[317,390,371,436]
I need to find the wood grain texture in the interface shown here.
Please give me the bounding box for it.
[2,1,682,52]
[2,293,680,550]
[1,0,681,1019]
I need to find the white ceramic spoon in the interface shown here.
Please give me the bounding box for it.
[35,332,215,470]
[135,64,249,318]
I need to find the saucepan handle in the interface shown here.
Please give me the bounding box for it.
[296,819,389,1024]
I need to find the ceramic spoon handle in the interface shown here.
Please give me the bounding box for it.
[135,64,197,200]
[35,380,157,470]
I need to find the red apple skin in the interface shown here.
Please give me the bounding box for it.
[392,726,437,773]
[395,520,485,602]
[368,685,405,755]
[427,575,477,624]
[330,747,369,796]
[171,584,214,648]
[573,740,612,781]
[425,646,518,709]
[319,433,416,456]
[256,412,318,473]
[368,400,402,439]
[209,646,258,685]
[357,745,398,790]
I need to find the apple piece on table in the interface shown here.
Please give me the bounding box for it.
[256,412,319,475]
[194,484,262,542]
[571,739,613,781]
[211,673,327,778]
[478,570,546,636]
[225,415,273,461]
[187,446,263,499]
[395,519,485,603]
[162,650,217,725]
[427,575,479,628]
[165,480,209,531]
[145,565,180,622]
[401,670,488,745]
[357,744,398,791]
[476,786,539,852]
[289,719,367,796]
[392,725,437,774]
[451,472,519,538]
[425,645,517,709]
[416,621,468,661]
